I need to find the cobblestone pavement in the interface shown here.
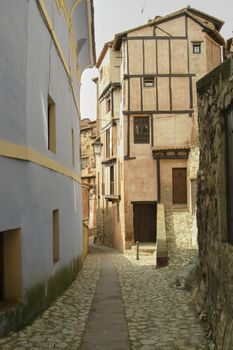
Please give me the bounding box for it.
[112,248,209,350]
[0,246,210,350]
[0,250,100,350]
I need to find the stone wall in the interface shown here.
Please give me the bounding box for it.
[196,57,233,350]
[165,209,194,259]
[96,203,124,252]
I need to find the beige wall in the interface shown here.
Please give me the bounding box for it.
[128,26,153,37]
[158,16,186,36]
[144,40,156,74]
[206,36,221,72]
[154,114,192,148]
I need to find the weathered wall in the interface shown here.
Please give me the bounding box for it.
[196,57,233,350]
[165,209,194,253]
[96,203,124,252]
[0,0,94,335]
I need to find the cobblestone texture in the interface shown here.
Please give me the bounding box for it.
[0,246,211,350]
[112,248,210,350]
[165,209,194,260]
[0,250,100,350]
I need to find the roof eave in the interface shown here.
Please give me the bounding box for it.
[96,41,113,68]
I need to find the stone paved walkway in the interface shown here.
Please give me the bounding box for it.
[80,251,129,350]
[0,246,210,350]
[113,249,209,350]
[0,249,100,350]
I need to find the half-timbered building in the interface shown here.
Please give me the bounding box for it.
[95,7,224,254]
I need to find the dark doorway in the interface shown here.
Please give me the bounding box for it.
[172,168,187,204]
[133,202,157,242]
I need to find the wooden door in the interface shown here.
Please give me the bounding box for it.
[133,203,156,242]
[226,105,233,243]
[173,168,187,204]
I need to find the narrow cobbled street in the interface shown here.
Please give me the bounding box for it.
[0,246,209,350]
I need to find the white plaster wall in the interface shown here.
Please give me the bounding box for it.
[0,0,92,291]
[0,1,28,144]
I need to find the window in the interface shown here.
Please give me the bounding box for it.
[106,97,111,113]
[144,77,154,87]
[106,129,110,158]
[193,43,201,54]
[48,95,56,153]
[0,229,22,305]
[53,209,60,263]
[225,104,233,243]
[71,128,75,167]
[110,166,114,195]
[134,117,150,144]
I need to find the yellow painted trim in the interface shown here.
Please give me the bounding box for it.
[55,0,62,13]
[62,0,71,26]
[0,140,81,184]
[37,0,81,117]
[86,0,95,67]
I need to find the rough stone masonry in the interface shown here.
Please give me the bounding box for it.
[196,56,233,350]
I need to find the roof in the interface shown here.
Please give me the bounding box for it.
[80,118,96,131]
[96,41,113,68]
[112,7,224,49]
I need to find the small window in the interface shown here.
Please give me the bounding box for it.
[48,96,56,153]
[106,129,110,158]
[134,117,150,144]
[193,43,201,54]
[53,209,60,263]
[110,166,114,195]
[144,77,154,87]
[106,98,111,113]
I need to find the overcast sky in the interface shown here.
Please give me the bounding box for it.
[80,0,233,119]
